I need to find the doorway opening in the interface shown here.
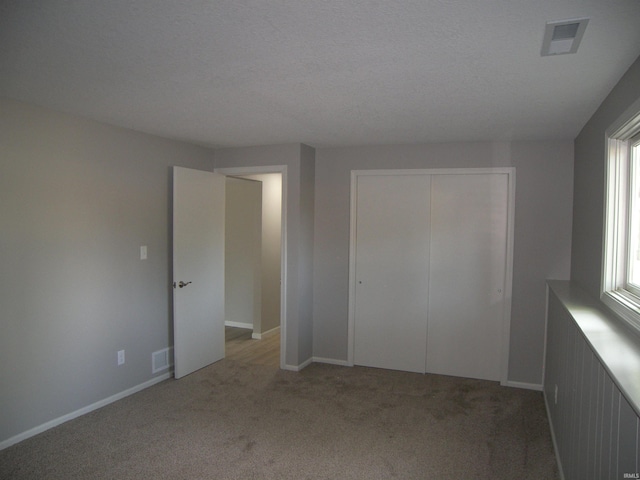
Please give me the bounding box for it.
[216,166,287,370]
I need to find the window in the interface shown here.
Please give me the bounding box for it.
[602,105,640,334]
[626,133,640,294]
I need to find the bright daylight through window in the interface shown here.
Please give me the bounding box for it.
[602,104,640,334]
[627,133,640,292]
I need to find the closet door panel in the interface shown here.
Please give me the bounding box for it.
[426,173,508,381]
[353,174,430,373]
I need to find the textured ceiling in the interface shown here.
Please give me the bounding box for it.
[1,1,640,148]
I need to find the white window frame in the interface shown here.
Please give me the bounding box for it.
[602,98,640,335]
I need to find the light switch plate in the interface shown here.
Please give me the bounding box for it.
[140,245,147,260]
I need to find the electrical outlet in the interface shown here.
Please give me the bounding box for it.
[118,350,125,366]
[140,245,147,260]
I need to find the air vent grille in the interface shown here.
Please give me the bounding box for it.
[152,347,173,373]
[542,18,589,56]
[552,23,580,41]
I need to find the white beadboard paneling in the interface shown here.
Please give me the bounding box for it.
[545,281,640,479]
[618,397,639,478]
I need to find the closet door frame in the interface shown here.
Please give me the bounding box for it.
[347,167,516,385]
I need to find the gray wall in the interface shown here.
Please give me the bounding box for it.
[571,55,640,297]
[312,141,574,385]
[240,173,282,334]
[225,177,262,329]
[0,97,214,444]
[214,144,315,367]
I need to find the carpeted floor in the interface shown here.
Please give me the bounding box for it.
[0,355,559,480]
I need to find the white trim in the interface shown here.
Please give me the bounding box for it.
[286,358,353,369]
[0,373,172,451]
[347,172,358,366]
[215,166,288,370]
[501,168,516,386]
[351,167,514,177]
[282,356,313,372]
[298,357,313,370]
[602,139,629,295]
[504,380,543,391]
[601,98,640,335]
[348,167,515,385]
[281,364,300,372]
[251,325,280,340]
[312,357,351,367]
[605,95,640,139]
[225,321,253,329]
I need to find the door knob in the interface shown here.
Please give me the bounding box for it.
[178,281,192,288]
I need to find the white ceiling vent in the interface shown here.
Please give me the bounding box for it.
[541,18,589,56]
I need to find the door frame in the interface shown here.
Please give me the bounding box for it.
[347,167,516,385]
[215,165,287,370]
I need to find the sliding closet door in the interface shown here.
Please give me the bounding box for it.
[426,173,509,381]
[352,174,431,373]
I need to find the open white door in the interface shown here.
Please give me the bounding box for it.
[173,167,226,379]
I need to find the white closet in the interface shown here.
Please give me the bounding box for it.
[349,169,514,383]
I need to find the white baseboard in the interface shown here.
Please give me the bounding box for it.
[283,356,313,372]
[225,321,253,329]
[282,364,300,371]
[0,372,172,451]
[312,357,351,367]
[298,357,313,370]
[504,380,543,391]
[251,326,280,340]
[282,356,350,371]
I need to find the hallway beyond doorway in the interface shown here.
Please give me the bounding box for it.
[225,326,280,367]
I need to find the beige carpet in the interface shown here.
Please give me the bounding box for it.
[0,359,559,479]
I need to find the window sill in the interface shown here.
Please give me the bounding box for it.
[601,290,640,336]
[547,280,640,417]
